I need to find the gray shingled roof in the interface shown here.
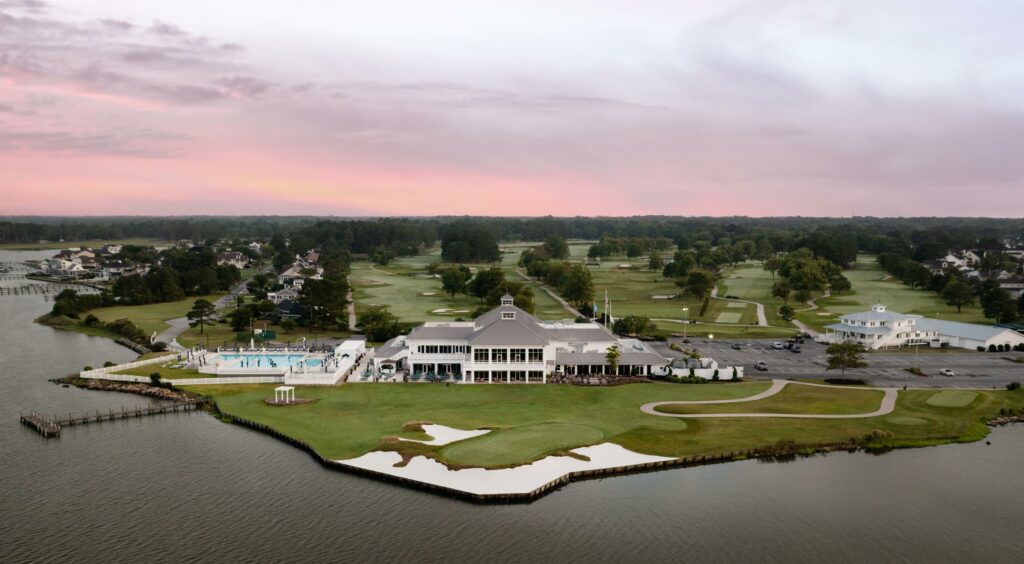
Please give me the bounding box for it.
[469,320,550,346]
[543,327,617,342]
[841,310,916,322]
[406,325,475,340]
[914,319,1022,341]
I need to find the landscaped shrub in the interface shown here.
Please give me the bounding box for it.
[689,367,695,377]
[977,346,986,352]
[712,369,719,381]
[83,366,93,371]
[82,314,100,327]
[149,373,161,385]
[732,367,738,381]
[988,344,997,352]
[103,361,115,367]
[824,378,867,386]
[151,341,168,352]
[1014,343,1024,351]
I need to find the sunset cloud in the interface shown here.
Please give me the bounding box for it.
[1,0,1022,216]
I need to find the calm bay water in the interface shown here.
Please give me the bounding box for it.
[2,250,1022,563]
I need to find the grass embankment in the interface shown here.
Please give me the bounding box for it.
[86,294,225,336]
[113,358,212,380]
[189,382,1024,469]
[175,313,345,348]
[794,255,989,332]
[654,384,885,415]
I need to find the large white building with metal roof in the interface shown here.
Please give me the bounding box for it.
[370,294,667,383]
[823,304,1024,351]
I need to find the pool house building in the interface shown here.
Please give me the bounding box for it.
[372,294,667,382]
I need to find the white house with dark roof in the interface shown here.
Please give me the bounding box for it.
[824,304,1024,350]
[373,294,667,383]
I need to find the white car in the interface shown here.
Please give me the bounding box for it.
[771,342,785,350]
[939,368,955,377]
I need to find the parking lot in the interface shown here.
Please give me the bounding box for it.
[651,338,1024,389]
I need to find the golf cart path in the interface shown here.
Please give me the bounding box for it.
[155,278,252,350]
[515,269,582,318]
[640,379,899,419]
[710,284,768,326]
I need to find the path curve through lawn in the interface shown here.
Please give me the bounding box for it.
[710,283,768,326]
[514,269,582,318]
[640,379,898,419]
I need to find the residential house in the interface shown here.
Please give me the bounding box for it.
[216,251,248,269]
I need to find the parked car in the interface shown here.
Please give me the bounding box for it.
[771,342,785,350]
[754,361,768,371]
[790,346,801,353]
[731,343,742,350]
[939,368,955,377]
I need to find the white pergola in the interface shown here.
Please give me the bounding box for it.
[273,385,296,403]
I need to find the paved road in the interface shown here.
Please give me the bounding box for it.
[651,338,1024,389]
[155,277,253,350]
[641,379,898,419]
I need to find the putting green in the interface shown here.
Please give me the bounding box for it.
[926,390,978,408]
[715,312,743,323]
[440,422,604,467]
[725,301,746,309]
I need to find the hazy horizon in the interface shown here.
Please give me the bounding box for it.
[2,0,1022,217]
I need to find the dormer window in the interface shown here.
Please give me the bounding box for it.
[502,312,515,320]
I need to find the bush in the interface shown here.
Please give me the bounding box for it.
[988,344,997,352]
[151,341,168,352]
[103,361,115,367]
[732,367,738,381]
[1014,343,1024,351]
[689,367,695,377]
[82,314,101,327]
[712,369,719,381]
[977,346,986,352]
[83,366,93,371]
[1008,382,1022,391]
[149,372,161,385]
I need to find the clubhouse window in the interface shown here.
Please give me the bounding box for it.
[510,348,526,363]
[528,348,543,362]
[492,349,508,363]
[474,348,489,362]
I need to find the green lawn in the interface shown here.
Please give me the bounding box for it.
[190,382,1024,469]
[925,390,979,408]
[442,422,604,467]
[654,384,885,415]
[794,255,989,332]
[176,315,345,348]
[115,359,212,379]
[350,254,567,324]
[88,293,225,335]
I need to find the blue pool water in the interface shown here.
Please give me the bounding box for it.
[221,354,321,368]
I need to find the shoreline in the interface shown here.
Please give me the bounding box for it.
[57,377,1024,503]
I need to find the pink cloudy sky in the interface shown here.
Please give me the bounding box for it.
[1,0,1022,217]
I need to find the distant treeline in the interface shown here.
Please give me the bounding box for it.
[3,217,1022,259]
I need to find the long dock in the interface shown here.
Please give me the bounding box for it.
[19,400,206,439]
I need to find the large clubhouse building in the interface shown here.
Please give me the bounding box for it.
[823,304,1024,351]
[371,294,667,383]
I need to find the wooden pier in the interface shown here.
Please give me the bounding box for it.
[19,400,206,439]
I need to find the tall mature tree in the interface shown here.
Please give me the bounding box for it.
[825,342,868,375]
[299,277,350,331]
[771,279,792,305]
[779,305,795,322]
[648,250,664,271]
[542,236,570,260]
[441,266,472,298]
[187,299,216,334]
[940,278,974,313]
[469,267,505,301]
[605,345,621,377]
[562,264,595,308]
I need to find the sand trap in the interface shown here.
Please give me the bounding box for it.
[817,313,832,316]
[651,294,677,300]
[421,292,437,296]
[725,301,746,308]
[431,308,469,314]
[616,264,633,268]
[400,424,490,446]
[338,443,674,496]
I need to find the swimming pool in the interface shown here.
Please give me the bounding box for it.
[221,354,322,368]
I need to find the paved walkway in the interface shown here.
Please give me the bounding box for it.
[514,269,581,318]
[640,379,899,419]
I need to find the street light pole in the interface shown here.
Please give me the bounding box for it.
[682,306,689,340]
